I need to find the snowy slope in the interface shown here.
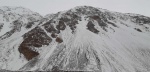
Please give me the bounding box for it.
[0,6,42,38]
[0,6,42,70]
[1,6,150,72]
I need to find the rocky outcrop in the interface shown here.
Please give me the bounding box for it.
[19,27,52,60]
[87,21,99,34]
[1,6,150,72]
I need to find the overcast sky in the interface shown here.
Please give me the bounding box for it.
[0,0,150,16]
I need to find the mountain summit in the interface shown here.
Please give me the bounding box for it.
[0,6,150,72]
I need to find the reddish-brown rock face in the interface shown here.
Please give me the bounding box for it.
[19,27,52,60]
[51,33,57,38]
[18,46,39,60]
[56,37,63,43]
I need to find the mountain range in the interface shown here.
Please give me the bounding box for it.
[0,6,150,72]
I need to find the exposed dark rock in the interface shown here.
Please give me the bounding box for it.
[59,17,70,22]
[56,37,63,43]
[107,21,118,27]
[74,6,102,15]
[19,26,52,60]
[69,24,76,32]
[68,20,78,33]
[56,21,66,30]
[62,12,80,33]
[105,12,116,20]
[43,21,57,33]
[131,16,150,24]
[87,21,99,34]
[51,33,57,38]
[89,15,108,31]
[23,26,52,47]
[97,19,107,27]
[0,20,23,40]
[44,11,81,34]
[0,29,16,40]
[12,20,22,31]
[145,27,149,29]
[134,28,142,32]
[0,23,4,31]
[69,20,78,26]
[90,16,100,20]
[94,52,101,70]
[26,22,34,29]
[18,46,39,60]
[27,17,36,22]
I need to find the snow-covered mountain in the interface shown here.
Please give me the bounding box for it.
[0,6,42,70]
[0,6,150,72]
[0,6,42,39]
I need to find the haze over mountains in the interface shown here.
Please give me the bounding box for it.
[0,6,150,72]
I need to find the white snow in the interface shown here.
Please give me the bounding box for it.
[1,6,150,72]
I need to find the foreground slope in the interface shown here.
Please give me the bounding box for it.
[1,6,150,72]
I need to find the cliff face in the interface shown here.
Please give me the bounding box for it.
[1,6,150,72]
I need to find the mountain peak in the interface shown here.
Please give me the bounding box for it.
[0,6,42,38]
[0,6,150,72]
[0,6,31,12]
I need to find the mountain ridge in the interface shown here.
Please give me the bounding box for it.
[0,6,150,72]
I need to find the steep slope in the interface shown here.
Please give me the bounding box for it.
[1,6,150,72]
[0,6,42,70]
[0,6,42,39]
